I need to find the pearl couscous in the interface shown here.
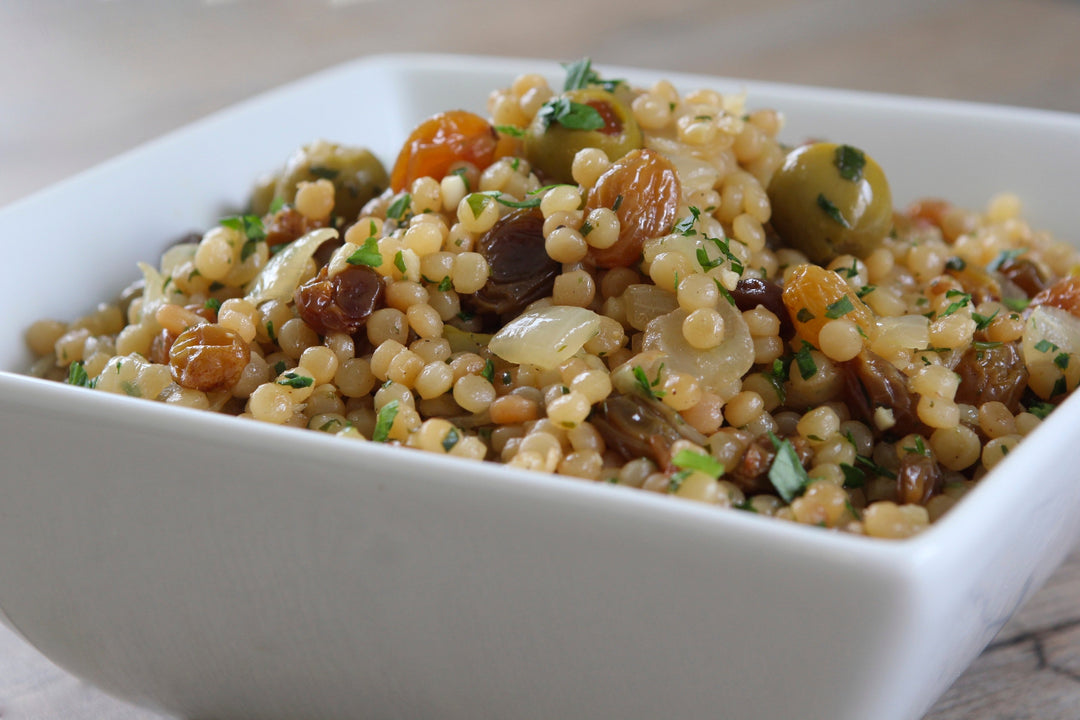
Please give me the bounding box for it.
[25,60,1080,539]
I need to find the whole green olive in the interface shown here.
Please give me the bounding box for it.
[766,142,893,264]
[524,88,643,184]
[262,140,389,222]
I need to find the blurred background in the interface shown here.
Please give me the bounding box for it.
[3,0,1079,207]
[2,0,1080,718]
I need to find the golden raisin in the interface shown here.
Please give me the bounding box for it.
[782,263,874,347]
[150,304,218,365]
[1030,276,1080,318]
[390,110,503,192]
[169,324,250,392]
[585,148,680,268]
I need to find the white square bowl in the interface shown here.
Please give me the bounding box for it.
[2,53,1080,720]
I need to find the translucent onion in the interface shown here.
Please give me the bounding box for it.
[642,302,753,392]
[245,227,338,305]
[1022,305,1080,399]
[488,305,602,370]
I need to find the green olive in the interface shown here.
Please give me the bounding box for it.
[263,140,389,221]
[766,142,893,264]
[524,88,643,184]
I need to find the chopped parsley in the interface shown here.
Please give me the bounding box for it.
[904,436,930,456]
[1002,297,1030,312]
[855,454,896,480]
[940,289,971,317]
[372,400,401,443]
[612,194,624,212]
[673,206,701,236]
[266,320,277,343]
[437,276,453,292]
[834,145,866,181]
[632,364,665,399]
[65,361,94,388]
[1028,401,1054,419]
[536,96,604,131]
[839,462,866,488]
[766,432,810,503]
[442,426,461,452]
[987,248,1026,272]
[221,213,266,261]
[272,360,287,376]
[817,194,850,228]
[825,296,854,319]
[667,470,692,493]
[268,197,286,214]
[793,342,818,380]
[561,57,621,92]
[277,372,314,389]
[204,298,222,313]
[450,166,472,192]
[945,256,966,271]
[671,449,725,479]
[494,124,525,138]
[347,235,383,268]
[394,250,407,274]
[386,193,412,222]
[1052,376,1069,397]
[713,278,736,306]
[796,308,815,323]
[856,284,877,299]
[1034,338,1059,353]
[480,359,495,382]
[972,309,998,331]
[1055,352,1070,370]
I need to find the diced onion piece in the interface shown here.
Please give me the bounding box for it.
[623,284,679,331]
[1022,305,1080,399]
[489,305,602,370]
[137,262,176,325]
[642,302,753,392]
[245,227,338,304]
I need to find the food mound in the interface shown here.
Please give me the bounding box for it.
[25,60,1080,539]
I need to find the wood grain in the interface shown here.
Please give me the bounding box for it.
[2,0,1080,717]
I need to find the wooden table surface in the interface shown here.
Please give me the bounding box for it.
[2,1,1080,717]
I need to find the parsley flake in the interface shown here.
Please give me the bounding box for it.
[372,400,400,443]
[386,193,412,222]
[494,125,525,138]
[442,426,461,452]
[766,431,810,503]
[480,359,495,382]
[671,449,725,479]
[65,361,94,388]
[796,308,815,323]
[394,250,407,274]
[632,365,665,399]
[347,236,383,268]
[536,97,604,131]
[1028,401,1054,419]
[825,296,855,319]
[277,372,314,389]
[794,342,818,380]
[204,298,222,313]
[834,145,866,181]
[817,194,850,228]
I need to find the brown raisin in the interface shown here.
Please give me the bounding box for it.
[461,207,560,327]
[295,264,385,336]
[169,324,250,392]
